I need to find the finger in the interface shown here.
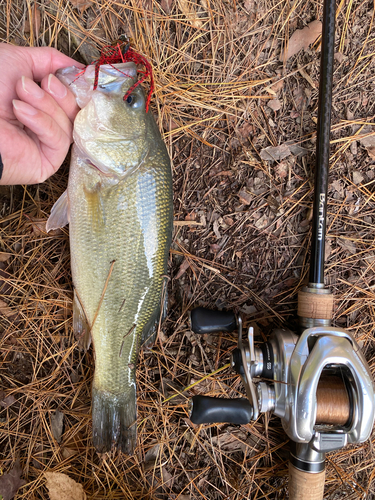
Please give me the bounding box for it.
[41,73,80,123]
[24,46,85,82]
[12,99,71,178]
[0,118,43,185]
[16,76,73,141]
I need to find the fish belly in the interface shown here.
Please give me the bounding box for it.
[68,145,172,453]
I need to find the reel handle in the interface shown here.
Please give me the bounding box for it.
[289,463,325,500]
[190,307,237,334]
[190,395,252,425]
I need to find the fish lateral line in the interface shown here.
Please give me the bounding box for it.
[90,259,116,332]
[119,323,137,358]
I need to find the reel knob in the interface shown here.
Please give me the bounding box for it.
[190,395,253,425]
[189,307,237,334]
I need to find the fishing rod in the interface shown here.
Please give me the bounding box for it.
[187,0,375,497]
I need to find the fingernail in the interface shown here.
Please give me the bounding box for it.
[13,99,38,116]
[47,74,67,99]
[21,76,44,99]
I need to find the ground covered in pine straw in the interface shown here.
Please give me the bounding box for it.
[1,0,375,498]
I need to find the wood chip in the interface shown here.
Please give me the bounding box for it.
[213,220,221,239]
[174,220,203,226]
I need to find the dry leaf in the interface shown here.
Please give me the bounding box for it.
[350,140,358,156]
[51,410,64,444]
[280,20,322,61]
[334,52,346,63]
[243,0,253,11]
[161,0,173,13]
[270,79,284,93]
[144,443,160,464]
[237,121,254,139]
[210,243,221,253]
[69,0,92,13]
[44,472,85,500]
[210,430,248,452]
[0,299,16,319]
[275,162,289,179]
[267,99,282,112]
[175,258,191,279]
[178,0,202,28]
[260,144,291,161]
[338,238,357,255]
[24,4,41,35]
[31,219,62,237]
[0,265,12,296]
[238,190,252,205]
[61,448,77,460]
[359,129,375,159]
[240,304,257,315]
[223,216,234,227]
[254,214,269,230]
[0,252,11,262]
[260,143,308,161]
[162,467,173,485]
[185,212,197,221]
[163,116,180,132]
[0,460,26,500]
[325,238,333,260]
[0,394,16,408]
[353,171,364,185]
[289,144,309,156]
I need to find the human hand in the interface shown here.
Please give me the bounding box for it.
[0,43,84,185]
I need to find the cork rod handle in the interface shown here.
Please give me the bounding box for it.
[289,463,325,500]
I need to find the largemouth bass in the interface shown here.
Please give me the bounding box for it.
[46,62,173,453]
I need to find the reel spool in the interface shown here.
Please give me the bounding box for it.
[189,308,375,499]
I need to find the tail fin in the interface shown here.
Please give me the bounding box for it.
[91,385,137,454]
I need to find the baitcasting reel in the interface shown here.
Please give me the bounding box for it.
[189,306,375,496]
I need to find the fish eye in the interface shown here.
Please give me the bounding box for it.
[124,93,144,109]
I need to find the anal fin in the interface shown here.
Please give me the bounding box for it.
[73,290,91,350]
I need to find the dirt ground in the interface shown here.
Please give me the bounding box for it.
[0,0,375,498]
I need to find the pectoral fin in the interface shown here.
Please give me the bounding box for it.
[46,190,69,232]
[73,290,91,350]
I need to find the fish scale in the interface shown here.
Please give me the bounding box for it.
[47,62,173,453]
